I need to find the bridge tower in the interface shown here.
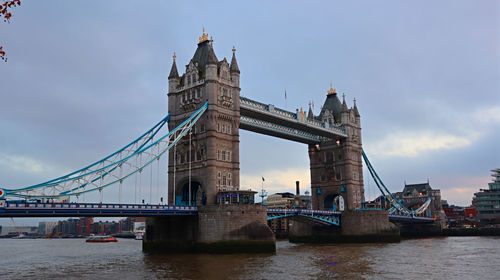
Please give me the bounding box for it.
[167,30,241,206]
[309,86,364,210]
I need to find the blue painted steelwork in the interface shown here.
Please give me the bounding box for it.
[362,151,432,217]
[0,199,433,226]
[388,214,435,224]
[266,208,341,226]
[0,200,197,217]
[3,102,208,199]
[7,115,170,193]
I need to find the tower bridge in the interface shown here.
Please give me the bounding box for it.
[0,30,440,252]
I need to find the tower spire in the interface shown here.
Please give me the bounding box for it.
[230,46,240,73]
[353,97,360,116]
[168,52,179,79]
[307,101,314,119]
[341,93,348,112]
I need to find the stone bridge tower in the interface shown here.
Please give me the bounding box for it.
[309,86,364,210]
[167,30,241,206]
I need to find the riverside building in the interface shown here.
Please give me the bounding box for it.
[472,168,500,225]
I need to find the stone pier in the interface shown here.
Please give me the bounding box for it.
[143,204,275,254]
[289,210,400,243]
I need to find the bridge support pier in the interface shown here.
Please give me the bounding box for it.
[289,210,400,243]
[143,204,275,254]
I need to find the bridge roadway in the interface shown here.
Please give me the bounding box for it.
[0,201,435,225]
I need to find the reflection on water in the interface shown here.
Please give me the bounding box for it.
[0,237,499,279]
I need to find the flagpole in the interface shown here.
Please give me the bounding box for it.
[262,179,264,203]
[260,176,267,205]
[284,88,287,110]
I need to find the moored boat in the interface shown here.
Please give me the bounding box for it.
[134,232,144,240]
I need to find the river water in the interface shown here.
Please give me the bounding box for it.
[0,237,498,279]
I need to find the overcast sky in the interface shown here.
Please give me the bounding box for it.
[0,1,499,224]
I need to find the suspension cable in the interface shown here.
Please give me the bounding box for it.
[119,153,123,204]
[149,155,153,204]
[173,143,176,206]
[189,129,192,206]
[134,157,138,204]
[139,153,142,203]
[157,144,160,204]
[3,102,207,201]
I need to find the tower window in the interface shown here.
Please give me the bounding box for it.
[336,170,342,180]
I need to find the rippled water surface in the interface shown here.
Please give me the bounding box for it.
[0,237,499,279]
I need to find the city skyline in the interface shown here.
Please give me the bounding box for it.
[0,0,498,223]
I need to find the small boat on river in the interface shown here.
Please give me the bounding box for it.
[86,235,118,243]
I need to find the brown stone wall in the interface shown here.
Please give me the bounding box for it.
[341,210,399,236]
[197,204,274,243]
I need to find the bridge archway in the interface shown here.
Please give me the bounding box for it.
[177,180,204,206]
[324,194,344,211]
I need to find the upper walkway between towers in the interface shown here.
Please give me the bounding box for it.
[239,96,347,144]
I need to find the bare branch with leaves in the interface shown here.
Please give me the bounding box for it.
[1,0,21,62]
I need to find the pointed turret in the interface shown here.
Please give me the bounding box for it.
[206,45,218,65]
[168,52,179,93]
[168,52,179,79]
[353,98,360,117]
[340,93,350,125]
[307,102,314,119]
[230,46,240,74]
[341,93,348,113]
[230,46,240,87]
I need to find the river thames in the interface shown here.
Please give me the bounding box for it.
[0,237,498,279]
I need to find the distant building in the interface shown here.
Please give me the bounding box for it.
[464,207,477,222]
[264,192,295,208]
[55,218,79,235]
[267,217,289,238]
[442,201,466,226]
[393,182,443,216]
[120,217,135,232]
[91,221,120,235]
[472,168,500,225]
[1,226,38,236]
[265,191,312,237]
[38,221,58,235]
[298,190,312,209]
[77,217,93,235]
